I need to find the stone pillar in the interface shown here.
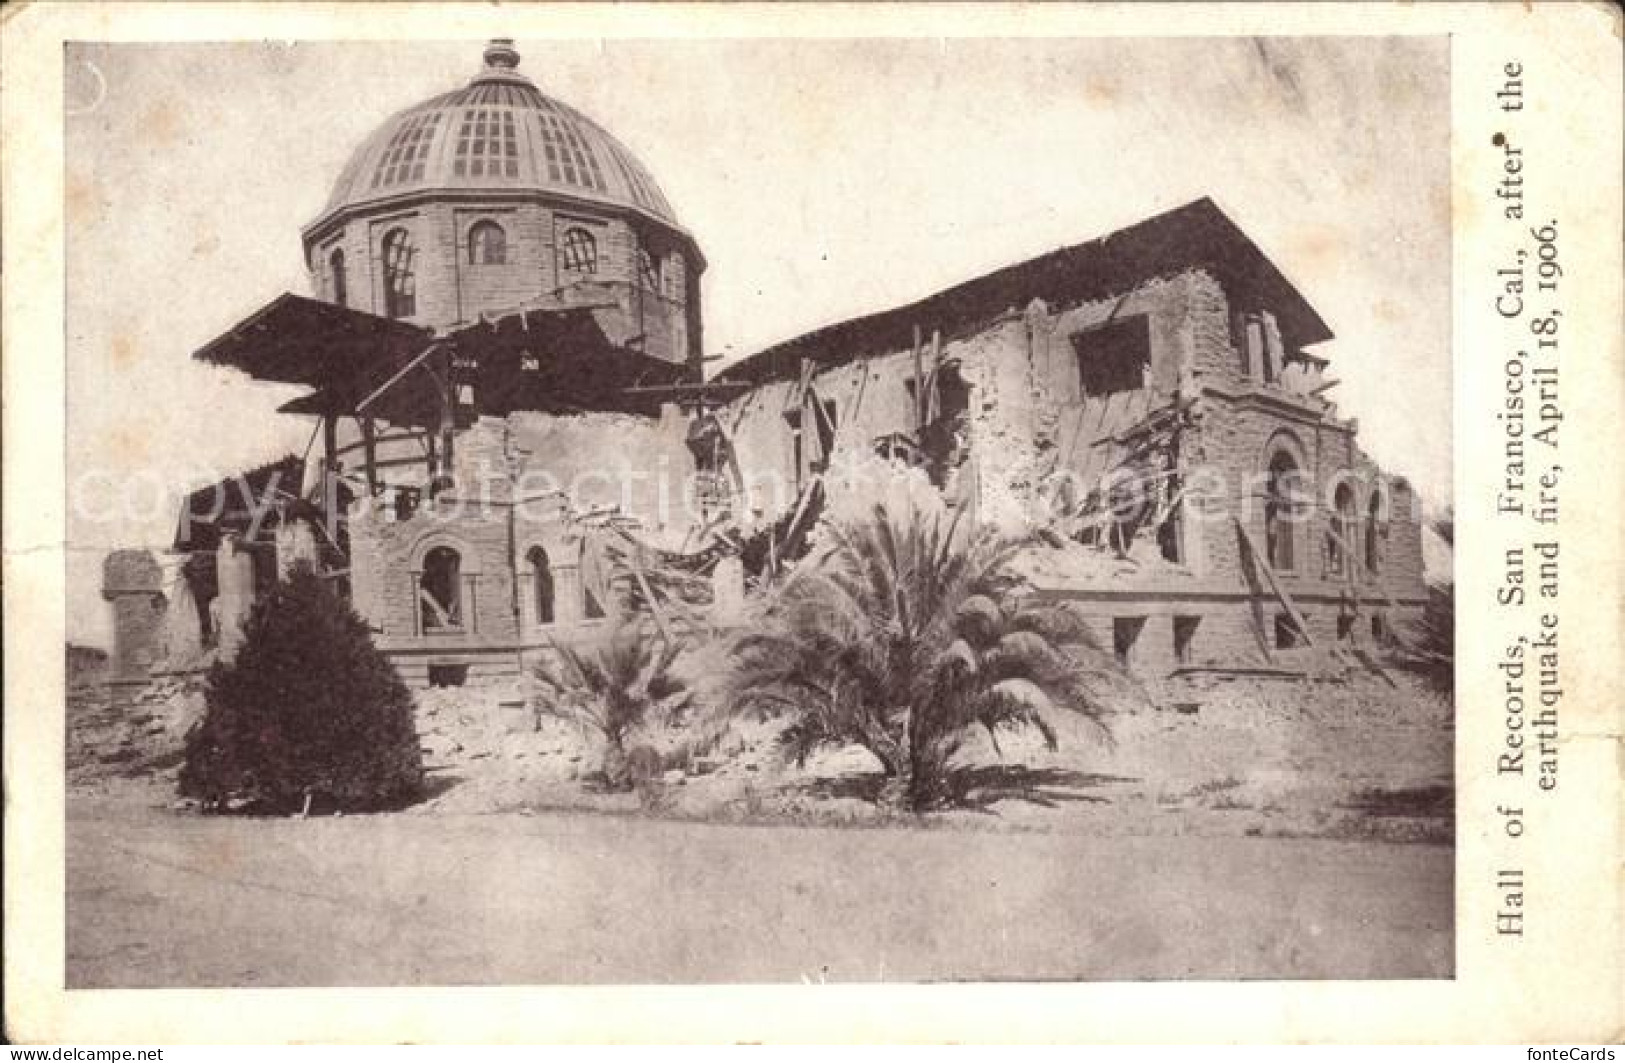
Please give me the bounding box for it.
[101,550,165,687]
[215,533,256,659]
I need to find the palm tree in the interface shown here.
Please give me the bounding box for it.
[721,503,1117,811]
[531,622,688,790]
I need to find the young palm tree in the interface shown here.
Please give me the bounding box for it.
[532,622,688,790]
[722,503,1117,811]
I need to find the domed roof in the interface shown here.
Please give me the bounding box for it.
[309,41,680,234]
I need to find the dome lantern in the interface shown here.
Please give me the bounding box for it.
[482,38,521,72]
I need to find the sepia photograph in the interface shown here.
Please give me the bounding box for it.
[60,33,1456,990]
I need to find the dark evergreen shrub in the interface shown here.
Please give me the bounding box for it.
[179,562,423,812]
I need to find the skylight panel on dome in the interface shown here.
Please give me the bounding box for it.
[371,111,443,189]
[533,101,607,192]
[453,109,520,179]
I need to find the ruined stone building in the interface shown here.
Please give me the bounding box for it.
[103,40,1428,689]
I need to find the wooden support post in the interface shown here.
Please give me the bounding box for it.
[361,416,379,495]
[924,328,943,423]
[911,324,925,432]
[620,534,673,646]
[321,413,338,471]
[1232,515,1316,647]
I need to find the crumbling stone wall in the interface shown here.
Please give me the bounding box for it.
[347,406,698,684]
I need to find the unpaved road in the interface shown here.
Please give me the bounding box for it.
[67,803,1452,987]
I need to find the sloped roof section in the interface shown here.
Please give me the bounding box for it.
[173,453,306,552]
[716,197,1333,387]
[193,293,433,391]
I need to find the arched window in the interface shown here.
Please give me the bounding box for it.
[468,220,506,265]
[1265,449,1300,572]
[1329,482,1355,578]
[560,227,597,274]
[328,247,348,308]
[637,247,660,290]
[1365,491,1384,575]
[419,546,462,631]
[381,227,417,319]
[527,546,554,625]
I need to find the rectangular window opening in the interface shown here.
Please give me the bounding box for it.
[1173,615,1200,667]
[1113,616,1146,669]
[428,663,469,688]
[1274,612,1304,650]
[1072,316,1152,399]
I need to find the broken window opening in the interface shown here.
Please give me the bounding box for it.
[1365,491,1385,575]
[1265,449,1300,572]
[1337,611,1356,642]
[1157,472,1185,563]
[1274,612,1304,650]
[1172,615,1200,667]
[583,584,607,621]
[381,227,417,319]
[1371,613,1389,643]
[419,546,464,632]
[560,226,598,274]
[468,220,507,265]
[328,247,347,308]
[917,365,972,488]
[686,414,737,521]
[528,546,554,625]
[394,486,421,523]
[428,663,469,687]
[813,399,838,472]
[1113,616,1146,669]
[1072,316,1152,399]
[1329,482,1356,578]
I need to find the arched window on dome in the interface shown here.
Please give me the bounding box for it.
[328,247,348,308]
[560,227,597,274]
[381,228,417,319]
[468,221,506,265]
[637,247,660,291]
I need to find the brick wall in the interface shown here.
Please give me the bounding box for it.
[304,198,699,363]
[1185,398,1426,607]
[348,504,519,645]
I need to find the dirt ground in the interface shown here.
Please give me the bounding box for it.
[66,799,1451,987]
[65,660,1453,986]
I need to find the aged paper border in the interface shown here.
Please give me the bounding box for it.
[5,1,1621,1044]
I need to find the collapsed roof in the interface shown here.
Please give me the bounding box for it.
[193,293,689,426]
[716,197,1333,387]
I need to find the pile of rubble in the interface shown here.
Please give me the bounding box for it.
[68,672,206,788]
